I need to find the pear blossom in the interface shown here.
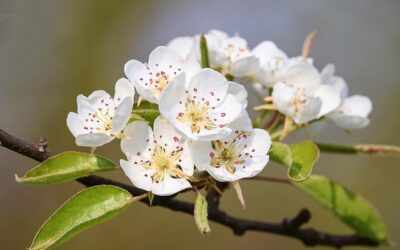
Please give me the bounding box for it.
[66,78,135,147]
[319,64,372,130]
[159,68,244,141]
[251,41,288,88]
[196,30,259,77]
[330,95,372,130]
[120,116,194,196]
[270,59,341,124]
[167,36,195,61]
[124,46,200,104]
[189,126,271,182]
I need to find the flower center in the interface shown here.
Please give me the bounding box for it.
[292,88,309,114]
[225,43,248,62]
[210,140,245,174]
[150,71,169,98]
[177,99,217,133]
[143,145,189,183]
[84,105,117,136]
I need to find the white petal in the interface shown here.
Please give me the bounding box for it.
[331,114,370,130]
[159,73,187,125]
[124,59,147,82]
[207,156,269,182]
[230,56,259,77]
[182,56,201,81]
[272,82,296,117]
[114,78,135,105]
[167,36,195,60]
[321,64,349,99]
[124,60,159,104]
[320,64,335,84]
[75,133,114,147]
[188,141,214,171]
[314,85,341,117]
[148,46,183,69]
[187,68,228,107]
[223,36,248,49]
[252,41,287,65]
[151,175,191,196]
[85,90,111,106]
[76,92,105,115]
[329,95,372,130]
[153,115,185,153]
[294,97,322,124]
[67,112,85,137]
[208,93,242,129]
[242,128,272,157]
[112,97,133,132]
[227,109,253,133]
[120,159,153,192]
[134,81,160,104]
[179,142,195,176]
[276,59,321,93]
[340,95,372,117]
[121,121,154,160]
[208,29,229,40]
[227,82,248,107]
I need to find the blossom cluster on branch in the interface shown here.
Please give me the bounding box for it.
[66,29,372,196]
[3,29,397,250]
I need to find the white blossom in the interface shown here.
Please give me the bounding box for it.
[322,65,372,130]
[195,30,259,77]
[159,68,245,141]
[271,59,341,124]
[167,36,195,61]
[120,116,194,196]
[189,126,271,182]
[67,78,135,147]
[251,41,288,87]
[124,46,200,104]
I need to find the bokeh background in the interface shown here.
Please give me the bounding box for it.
[0,1,399,249]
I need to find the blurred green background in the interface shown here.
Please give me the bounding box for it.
[0,1,399,249]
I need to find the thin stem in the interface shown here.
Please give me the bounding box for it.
[316,142,400,156]
[253,110,268,128]
[270,124,298,141]
[265,111,280,131]
[131,192,148,203]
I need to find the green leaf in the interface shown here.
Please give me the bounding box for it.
[269,142,293,167]
[131,101,160,126]
[200,34,210,68]
[288,141,319,181]
[194,192,211,235]
[295,175,388,243]
[30,185,133,250]
[16,151,116,184]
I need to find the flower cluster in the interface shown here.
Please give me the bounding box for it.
[67,29,372,196]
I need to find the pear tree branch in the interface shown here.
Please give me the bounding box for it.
[0,128,380,248]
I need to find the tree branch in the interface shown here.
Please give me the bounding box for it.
[0,128,379,248]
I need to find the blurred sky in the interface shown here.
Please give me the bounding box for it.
[0,1,399,249]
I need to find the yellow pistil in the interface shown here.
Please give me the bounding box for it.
[93,107,113,134]
[210,140,245,174]
[143,145,192,183]
[150,74,169,99]
[177,99,217,133]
